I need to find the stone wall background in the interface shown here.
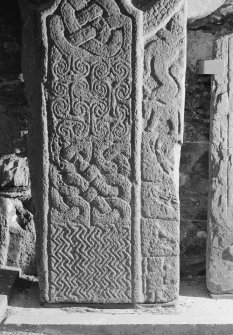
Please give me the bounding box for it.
[181,0,233,278]
[180,32,211,278]
[0,0,36,275]
[0,0,27,156]
[0,0,233,278]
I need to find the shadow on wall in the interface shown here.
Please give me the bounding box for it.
[132,0,155,10]
[180,27,212,279]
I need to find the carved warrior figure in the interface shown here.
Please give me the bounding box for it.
[21,0,186,303]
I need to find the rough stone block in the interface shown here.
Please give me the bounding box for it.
[141,3,186,302]
[0,155,30,188]
[141,219,179,257]
[0,196,36,275]
[142,256,179,303]
[7,221,36,275]
[142,183,179,221]
[20,0,186,304]
[207,34,233,294]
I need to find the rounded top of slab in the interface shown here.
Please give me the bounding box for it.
[187,0,226,20]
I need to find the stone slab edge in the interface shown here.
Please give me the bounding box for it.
[44,0,143,304]
[21,0,144,303]
[0,265,22,277]
[209,293,233,300]
[20,0,186,304]
[207,34,233,294]
[141,0,186,303]
[2,324,233,335]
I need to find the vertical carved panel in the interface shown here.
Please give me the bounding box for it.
[141,3,186,302]
[207,35,233,295]
[22,0,187,304]
[39,0,143,303]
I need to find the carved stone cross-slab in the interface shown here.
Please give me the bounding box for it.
[207,35,233,296]
[20,0,186,304]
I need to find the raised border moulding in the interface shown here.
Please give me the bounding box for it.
[20,0,186,304]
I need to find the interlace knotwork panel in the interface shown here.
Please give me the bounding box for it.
[46,0,134,303]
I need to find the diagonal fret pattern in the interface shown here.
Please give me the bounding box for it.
[49,224,131,303]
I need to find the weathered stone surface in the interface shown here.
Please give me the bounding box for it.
[142,256,179,303]
[22,0,143,304]
[0,155,30,188]
[141,219,179,257]
[207,35,233,294]
[7,223,36,275]
[21,0,186,304]
[133,0,184,37]
[142,3,186,301]
[0,197,15,266]
[0,196,36,275]
[187,31,215,73]
[142,183,179,221]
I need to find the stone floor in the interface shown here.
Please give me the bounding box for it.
[1,276,233,334]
